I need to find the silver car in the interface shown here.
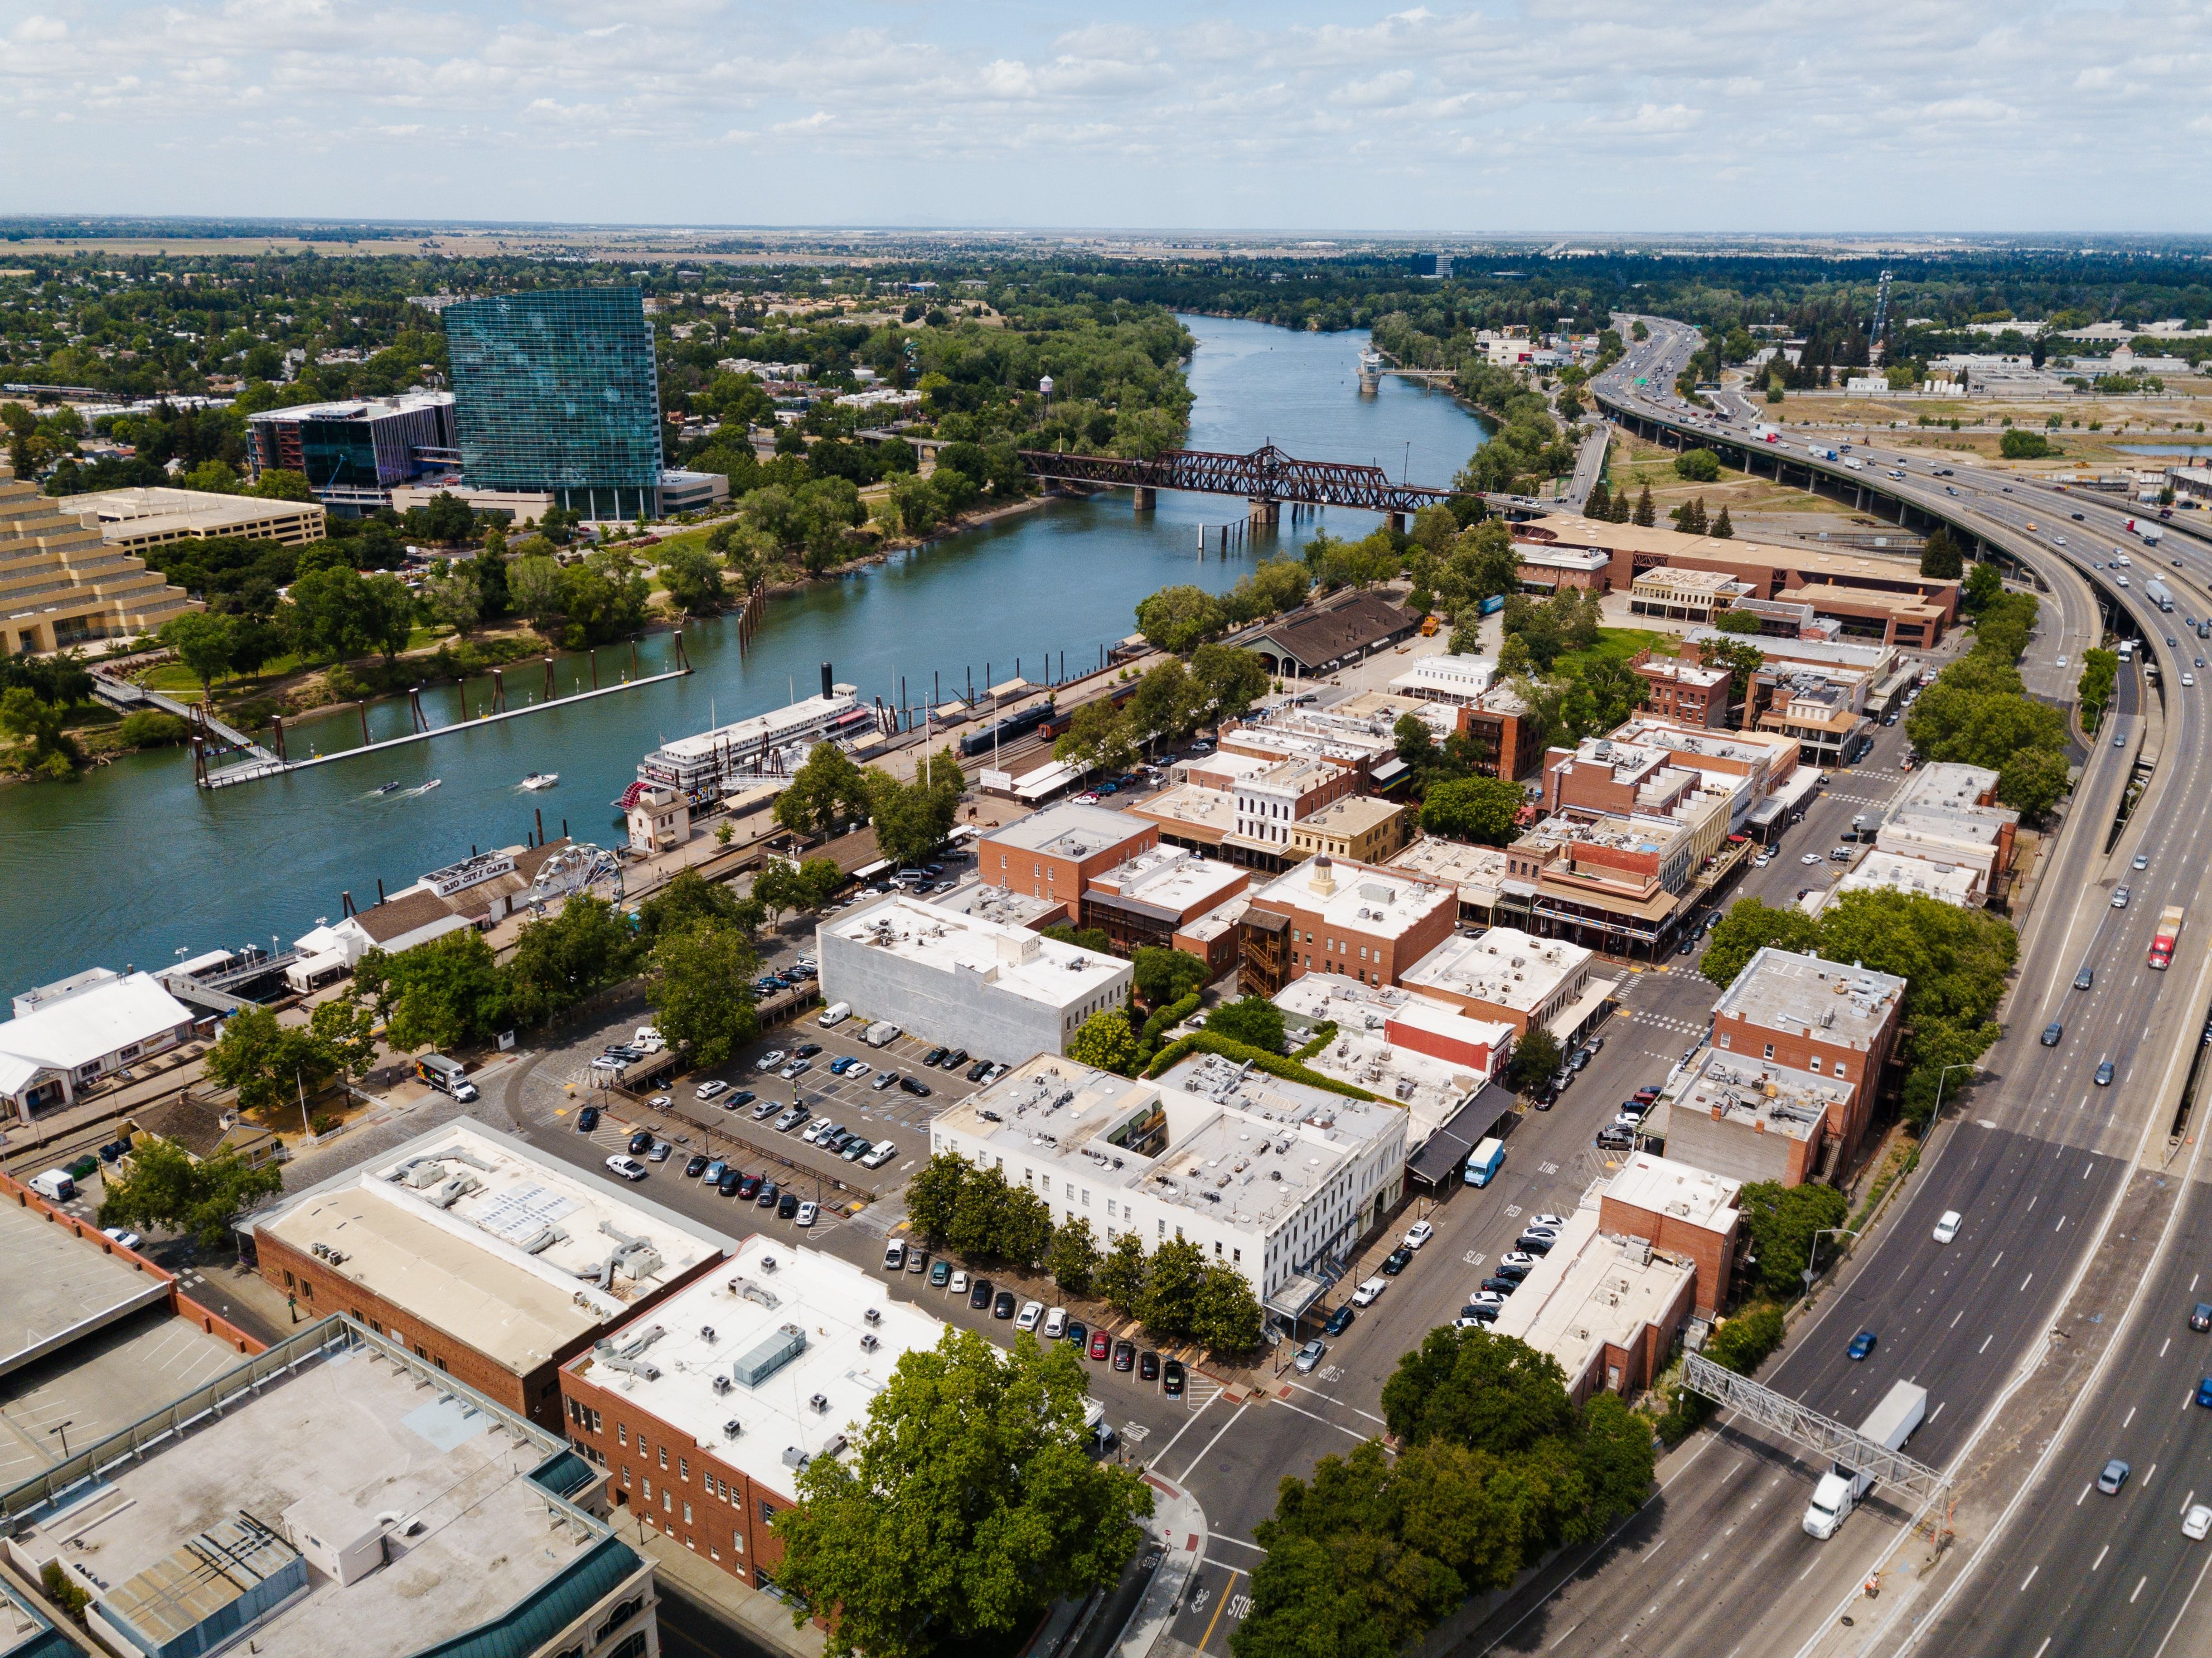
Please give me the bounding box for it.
[1294,1338,1327,1374]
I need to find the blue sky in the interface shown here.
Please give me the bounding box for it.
[1,1,2205,231]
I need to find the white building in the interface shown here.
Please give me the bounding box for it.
[1831,849,1981,908]
[1401,925,1610,1040]
[0,970,199,1119]
[932,1053,1408,1323]
[638,688,873,804]
[1387,653,1498,707]
[817,894,1132,1060]
[1233,757,1354,853]
[1270,973,1512,1147]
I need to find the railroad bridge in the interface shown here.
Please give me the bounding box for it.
[1015,441,1465,529]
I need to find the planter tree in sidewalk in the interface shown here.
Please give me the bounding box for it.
[771,1327,1153,1658]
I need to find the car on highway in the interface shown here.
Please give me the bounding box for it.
[1351,1276,1389,1306]
[2042,1022,2064,1047]
[2193,1303,2212,1332]
[1090,1329,1112,1361]
[1381,1247,1414,1275]
[2196,1376,2212,1410]
[2134,853,2151,869]
[1324,1304,1357,1336]
[2186,1505,2212,1541]
[1846,1330,1877,1361]
[1294,1338,1327,1374]
[2186,673,2198,688]
[2113,886,2131,908]
[2099,1459,2131,1495]
[695,1080,729,1101]
[2096,1059,2117,1086]
[1933,1211,1962,1244]
[2075,965,2095,991]
[1403,1220,1435,1250]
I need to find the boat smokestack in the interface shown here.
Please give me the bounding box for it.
[821,662,834,700]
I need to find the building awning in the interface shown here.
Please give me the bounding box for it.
[850,858,895,880]
[1369,757,1410,784]
[1083,888,1184,927]
[1265,1273,1332,1322]
[1407,1083,1519,1187]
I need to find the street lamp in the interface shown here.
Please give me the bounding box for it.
[1804,1226,1860,1294]
[48,1419,73,1460]
[1933,1061,1978,1118]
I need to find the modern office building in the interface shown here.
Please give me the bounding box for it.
[445,287,666,520]
[246,392,457,514]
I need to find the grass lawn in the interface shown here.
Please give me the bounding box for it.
[1556,627,1670,676]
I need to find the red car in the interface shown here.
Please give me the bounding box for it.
[1088,1329,1112,1361]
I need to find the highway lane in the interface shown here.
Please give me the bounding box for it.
[1460,322,2212,1658]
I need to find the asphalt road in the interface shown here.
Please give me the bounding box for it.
[1442,318,2212,1658]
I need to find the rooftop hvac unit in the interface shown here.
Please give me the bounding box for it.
[700,1325,718,1343]
[724,1419,743,1439]
[733,1322,808,1389]
[864,1307,882,1325]
[712,1375,732,1394]
[809,1393,831,1413]
[860,1332,879,1351]
[781,1446,809,1470]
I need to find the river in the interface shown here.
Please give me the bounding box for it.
[0,316,1490,995]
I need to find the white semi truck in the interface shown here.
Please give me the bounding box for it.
[1802,1380,1929,1539]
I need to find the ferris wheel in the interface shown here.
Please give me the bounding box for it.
[527,842,624,913]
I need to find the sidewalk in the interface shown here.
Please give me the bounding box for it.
[1112,1473,1206,1657]
[629,1520,826,1658]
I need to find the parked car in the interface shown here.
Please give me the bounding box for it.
[696,1079,730,1101]
[647,1141,672,1163]
[1113,1340,1136,1371]
[1351,1277,1388,1307]
[900,1076,933,1097]
[756,1181,781,1207]
[684,1154,710,1178]
[949,1269,969,1296]
[874,1071,900,1091]
[924,1046,949,1067]
[1065,1318,1088,1350]
[1014,1301,1044,1332]
[993,1290,1018,1320]
[1090,1329,1113,1361]
[777,1192,800,1219]
[1294,1338,1327,1374]
[1043,1307,1068,1339]
[756,1050,788,1071]
[796,1201,818,1226]
[576,1106,600,1133]
[1139,1350,1160,1382]
[603,1155,647,1181]
[1403,1220,1434,1250]
[1480,1277,1519,1297]
[930,1259,952,1288]
[841,1137,874,1163]
[861,1142,898,1169]
[738,1174,762,1200]
[718,1169,743,1197]
[1324,1304,1356,1336]
[1381,1247,1414,1275]
[627,1129,655,1156]
[774,1105,809,1132]
[1163,1360,1186,1398]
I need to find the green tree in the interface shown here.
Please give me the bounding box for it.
[1055,698,1137,776]
[1124,658,1197,750]
[1999,429,2055,459]
[504,895,641,1026]
[1047,1216,1102,1296]
[1381,1326,1574,1453]
[118,709,189,747]
[1919,527,1963,580]
[660,544,727,613]
[1714,607,1763,635]
[1191,1262,1265,1353]
[1700,898,1819,987]
[1096,1232,1150,1316]
[158,611,235,694]
[1204,995,1286,1053]
[472,534,511,621]
[1673,448,1721,482]
[1419,775,1522,845]
[635,866,762,944]
[354,931,507,1052]
[1995,746,2070,818]
[775,742,877,836]
[307,993,379,1080]
[1189,642,1272,724]
[509,554,562,624]
[1505,1026,1561,1092]
[771,1328,1153,1658]
[249,466,316,502]
[1962,560,2003,612]
[1068,1009,1141,1073]
[423,569,481,634]
[904,1152,972,1245]
[1711,504,1735,539]
[1137,1236,1210,1337]
[1633,484,1655,525]
[1131,946,1210,1007]
[0,688,79,775]
[1135,584,1228,654]
[647,922,760,1071]
[1737,1181,1851,1299]
[869,751,966,867]
[359,573,418,661]
[202,1006,339,1117]
[98,1139,285,1250]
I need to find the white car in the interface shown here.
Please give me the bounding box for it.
[2056,655,2069,668]
[860,1142,897,1169]
[695,1080,730,1101]
[603,1155,647,1182]
[102,1226,142,1250]
[633,1027,665,1052]
[2185,673,2198,688]
[756,1050,788,1071]
[1529,1212,1567,1230]
[2186,1504,2212,1541]
[948,1270,970,1296]
[884,1240,907,1271]
[1933,1210,1962,1245]
[795,1201,818,1227]
[589,1053,625,1071]
[1801,853,1822,866]
[647,1094,671,1111]
[846,1061,871,1079]
[1403,1220,1435,1250]
[1015,1300,1044,1332]
[1351,1276,1388,1307]
[1043,1307,1068,1339]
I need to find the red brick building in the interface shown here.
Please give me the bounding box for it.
[1629,650,1734,728]
[1709,948,1904,1174]
[1596,1154,1743,1318]
[979,801,1158,929]
[1237,854,1458,997]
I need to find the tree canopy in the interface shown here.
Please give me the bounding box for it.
[99,1139,284,1249]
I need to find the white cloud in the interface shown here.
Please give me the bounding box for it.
[0,1,2200,229]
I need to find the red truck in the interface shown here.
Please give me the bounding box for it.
[2151,905,2185,970]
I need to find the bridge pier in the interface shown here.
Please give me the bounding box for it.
[1247,497,1279,527]
[1132,487,1156,513]
[1387,511,1406,534]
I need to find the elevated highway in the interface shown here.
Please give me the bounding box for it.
[1446,321,2212,1658]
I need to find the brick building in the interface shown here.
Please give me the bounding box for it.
[1236,854,1457,998]
[1709,948,1904,1173]
[1596,1153,1743,1318]
[1081,847,1250,960]
[558,1236,952,1591]
[978,801,1158,927]
[1628,651,1734,728]
[247,1122,732,1430]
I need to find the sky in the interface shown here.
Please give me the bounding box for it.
[1,1,2208,233]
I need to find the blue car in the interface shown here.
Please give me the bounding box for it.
[2196,1376,2212,1410]
[828,1056,854,1075]
[1324,1304,1356,1337]
[1847,1330,1877,1361]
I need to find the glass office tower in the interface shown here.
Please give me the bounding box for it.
[444,287,665,519]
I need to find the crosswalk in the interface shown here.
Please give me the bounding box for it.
[1624,1009,1705,1036]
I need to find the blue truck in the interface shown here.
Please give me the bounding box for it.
[1464,1137,1506,1187]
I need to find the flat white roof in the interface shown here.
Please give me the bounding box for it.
[1385,836,1511,898]
[1490,1207,1696,1392]
[70,486,321,531]
[983,800,1150,858]
[1402,927,1590,1014]
[569,1235,946,1498]
[257,1122,733,1374]
[1664,1046,1843,1143]
[1270,974,1507,1144]
[1603,1152,1741,1232]
[0,971,193,1070]
[1836,850,1980,905]
[1714,947,1904,1052]
[652,692,861,762]
[1090,848,1245,917]
[821,895,1129,1008]
[1247,855,1453,941]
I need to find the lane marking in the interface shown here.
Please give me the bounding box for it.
[1177,1400,1250,1486]
[2133,1575,2148,1604]
[2095,1543,2111,1570]
[2020,1565,2039,1592]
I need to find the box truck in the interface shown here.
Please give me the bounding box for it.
[1464,1137,1506,1188]
[1802,1380,1928,1539]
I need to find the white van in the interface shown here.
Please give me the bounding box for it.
[28,1169,75,1203]
[819,1002,852,1028]
[862,1021,901,1048]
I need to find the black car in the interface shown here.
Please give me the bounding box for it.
[970,1277,995,1310]
[900,1076,933,1098]
[756,1181,781,1207]
[1324,1304,1356,1337]
[993,1290,1017,1319]
[718,1169,743,1196]
[924,1046,949,1067]
[1113,1340,1136,1371]
[966,1058,994,1081]
[1516,1230,1558,1255]
[1480,1277,1519,1297]
[793,1042,822,1059]
[777,1192,801,1219]
[941,1047,970,1071]
[1381,1247,1414,1276]
[728,1090,757,1111]
[1493,1258,1531,1282]
[627,1129,655,1156]
[577,1105,600,1133]
[1163,1360,1186,1398]
[2192,1303,2212,1332]
[1139,1350,1160,1381]
[684,1154,709,1178]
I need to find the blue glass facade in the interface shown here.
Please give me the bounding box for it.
[445,287,665,519]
